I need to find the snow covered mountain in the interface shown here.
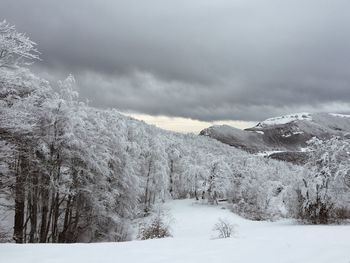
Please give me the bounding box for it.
[200,113,350,163]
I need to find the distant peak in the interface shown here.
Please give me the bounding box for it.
[257,113,312,127]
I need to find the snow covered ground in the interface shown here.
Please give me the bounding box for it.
[1,199,350,263]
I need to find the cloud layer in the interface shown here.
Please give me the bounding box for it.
[1,0,350,121]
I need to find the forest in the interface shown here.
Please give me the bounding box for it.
[1,20,350,244]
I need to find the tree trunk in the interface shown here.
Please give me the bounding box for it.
[169,160,174,198]
[29,172,38,243]
[13,154,26,243]
[51,192,60,242]
[39,174,49,243]
[144,160,152,213]
[59,195,72,243]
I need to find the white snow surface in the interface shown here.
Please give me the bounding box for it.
[259,112,312,126]
[255,150,285,157]
[330,113,350,118]
[1,199,350,263]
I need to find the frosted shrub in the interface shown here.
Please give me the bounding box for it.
[138,217,172,240]
[138,206,172,240]
[213,218,235,238]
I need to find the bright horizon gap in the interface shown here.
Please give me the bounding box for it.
[124,112,257,133]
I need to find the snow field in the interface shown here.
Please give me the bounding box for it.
[1,199,350,263]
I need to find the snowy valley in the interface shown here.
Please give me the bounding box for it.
[1,16,350,263]
[1,200,350,263]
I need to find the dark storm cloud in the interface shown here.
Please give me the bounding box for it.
[1,0,350,121]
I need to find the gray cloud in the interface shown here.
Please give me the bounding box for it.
[1,0,350,121]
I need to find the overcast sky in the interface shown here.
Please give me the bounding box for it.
[1,0,350,131]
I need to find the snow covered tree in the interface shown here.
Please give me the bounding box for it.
[294,137,350,224]
[141,139,168,214]
[204,160,231,205]
[0,20,39,68]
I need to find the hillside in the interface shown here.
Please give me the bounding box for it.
[2,68,350,242]
[200,113,350,163]
[1,67,304,242]
[2,67,350,243]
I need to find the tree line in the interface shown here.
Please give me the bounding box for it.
[1,20,350,243]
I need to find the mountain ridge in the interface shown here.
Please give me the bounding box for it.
[200,112,350,163]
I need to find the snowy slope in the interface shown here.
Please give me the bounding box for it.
[254,112,350,133]
[1,199,350,263]
[201,112,350,163]
[257,112,312,127]
[200,125,268,152]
